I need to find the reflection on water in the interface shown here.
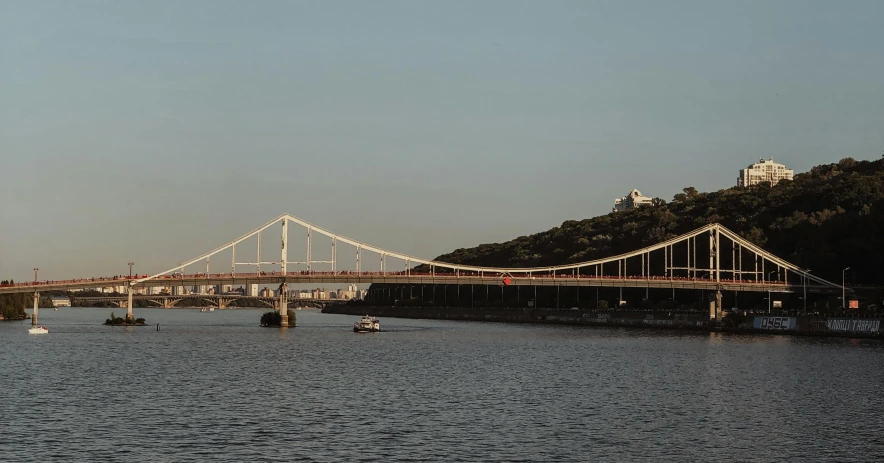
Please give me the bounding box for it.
[1,308,882,462]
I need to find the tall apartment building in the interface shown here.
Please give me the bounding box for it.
[613,189,654,212]
[244,284,258,296]
[738,159,794,187]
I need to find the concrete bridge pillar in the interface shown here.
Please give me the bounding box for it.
[279,283,290,327]
[126,286,134,321]
[708,290,723,321]
[32,292,39,326]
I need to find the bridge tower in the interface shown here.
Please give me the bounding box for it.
[279,218,290,327]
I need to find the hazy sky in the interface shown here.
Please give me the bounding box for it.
[2,0,883,281]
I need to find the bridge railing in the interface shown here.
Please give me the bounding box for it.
[1,271,794,289]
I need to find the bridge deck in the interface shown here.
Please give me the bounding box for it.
[0,272,837,294]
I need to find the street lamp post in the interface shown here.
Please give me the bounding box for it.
[767,270,776,313]
[33,268,39,283]
[128,262,135,278]
[842,267,851,310]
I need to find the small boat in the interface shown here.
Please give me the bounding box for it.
[353,315,380,333]
[29,326,49,335]
[29,304,48,334]
[200,308,207,312]
[208,307,215,312]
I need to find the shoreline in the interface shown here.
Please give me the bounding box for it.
[323,305,884,340]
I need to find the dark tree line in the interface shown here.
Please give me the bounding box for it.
[0,280,55,319]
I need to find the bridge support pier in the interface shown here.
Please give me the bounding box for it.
[708,290,723,321]
[32,292,39,326]
[126,286,134,321]
[279,283,290,327]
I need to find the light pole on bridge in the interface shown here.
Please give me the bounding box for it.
[128,262,135,278]
[767,270,776,313]
[842,267,850,310]
[33,268,39,284]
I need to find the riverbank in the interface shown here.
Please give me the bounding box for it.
[323,305,883,340]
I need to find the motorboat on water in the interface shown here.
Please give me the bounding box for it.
[29,326,49,335]
[353,315,380,333]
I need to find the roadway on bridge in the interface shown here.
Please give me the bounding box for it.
[0,272,832,295]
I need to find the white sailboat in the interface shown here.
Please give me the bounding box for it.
[29,303,48,334]
[29,326,49,335]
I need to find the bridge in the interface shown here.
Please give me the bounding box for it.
[1,213,845,327]
[70,295,337,309]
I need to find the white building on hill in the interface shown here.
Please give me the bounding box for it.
[738,159,794,187]
[613,189,654,212]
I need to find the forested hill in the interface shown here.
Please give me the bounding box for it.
[430,157,884,285]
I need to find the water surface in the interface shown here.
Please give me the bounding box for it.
[1,307,882,462]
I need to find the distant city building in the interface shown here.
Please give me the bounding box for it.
[613,189,654,212]
[103,285,127,294]
[738,159,794,187]
[215,284,233,294]
[259,287,272,297]
[192,285,209,294]
[50,296,71,307]
[247,284,259,296]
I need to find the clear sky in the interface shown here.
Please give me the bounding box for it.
[2,0,883,281]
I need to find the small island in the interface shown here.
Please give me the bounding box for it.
[260,309,296,327]
[104,312,146,326]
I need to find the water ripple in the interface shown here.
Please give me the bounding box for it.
[1,308,882,462]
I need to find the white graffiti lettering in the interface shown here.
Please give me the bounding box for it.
[826,319,881,333]
[758,317,793,330]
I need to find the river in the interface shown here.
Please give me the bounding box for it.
[1,307,882,462]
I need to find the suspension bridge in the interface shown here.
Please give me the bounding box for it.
[0,213,845,327]
[70,295,338,309]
